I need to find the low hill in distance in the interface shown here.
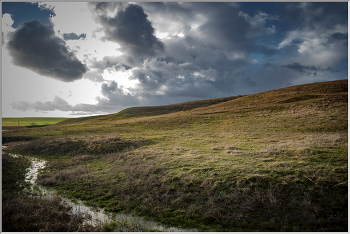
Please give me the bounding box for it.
[58,95,243,125]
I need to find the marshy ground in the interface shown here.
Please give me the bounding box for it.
[2,79,348,231]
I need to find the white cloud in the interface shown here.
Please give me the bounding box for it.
[2,13,15,43]
[155,32,170,39]
[101,68,139,94]
[193,67,218,82]
[278,25,347,67]
[225,52,259,64]
[37,2,55,11]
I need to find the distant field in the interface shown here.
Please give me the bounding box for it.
[2,117,70,126]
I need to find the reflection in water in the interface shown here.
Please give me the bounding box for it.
[9,153,196,231]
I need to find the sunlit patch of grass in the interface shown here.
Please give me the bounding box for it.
[2,117,70,127]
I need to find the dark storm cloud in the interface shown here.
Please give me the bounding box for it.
[262,62,275,70]
[139,2,193,19]
[160,36,257,94]
[328,32,348,46]
[208,69,256,94]
[99,81,139,106]
[89,2,126,16]
[160,36,249,73]
[137,2,194,34]
[85,2,269,98]
[101,81,119,96]
[63,33,86,41]
[6,20,88,82]
[282,63,340,76]
[330,32,348,41]
[86,2,278,97]
[183,2,279,53]
[193,3,256,52]
[92,3,164,59]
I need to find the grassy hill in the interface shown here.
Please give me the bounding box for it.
[112,95,241,118]
[192,79,347,113]
[58,95,242,125]
[2,79,348,231]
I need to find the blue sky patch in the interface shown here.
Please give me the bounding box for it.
[2,2,55,28]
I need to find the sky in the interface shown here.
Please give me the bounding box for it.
[1,2,348,118]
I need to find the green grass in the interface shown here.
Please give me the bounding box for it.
[2,117,70,126]
[3,79,348,231]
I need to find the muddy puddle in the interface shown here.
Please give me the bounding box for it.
[7,152,197,232]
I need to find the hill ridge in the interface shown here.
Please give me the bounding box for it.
[58,79,347,125]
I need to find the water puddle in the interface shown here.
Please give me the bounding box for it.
[8,153,197,231]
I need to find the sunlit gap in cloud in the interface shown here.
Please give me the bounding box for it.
[101,69,139,95]
[156,32,185,40]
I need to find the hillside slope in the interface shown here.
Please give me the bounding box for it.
[111,95,241,119]
[3,79,348,231]
[191,79,347,114]
[58,79,347,126]
[58,95,242,125]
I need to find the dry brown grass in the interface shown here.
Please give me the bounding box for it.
[13,135,150,158]
[47,154,100,170]
[2,195,101,232]
[190,79,347,115]
[38,165,91,186]
[258,132,347,153]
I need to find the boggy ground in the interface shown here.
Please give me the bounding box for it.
[2,153,103,232]
[3,79,348,231]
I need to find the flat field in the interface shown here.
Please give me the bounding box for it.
[2,117,70,127]
[2,80,348,231]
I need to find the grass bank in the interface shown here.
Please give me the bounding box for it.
[2,153,102,232]
[3,79,348,231]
